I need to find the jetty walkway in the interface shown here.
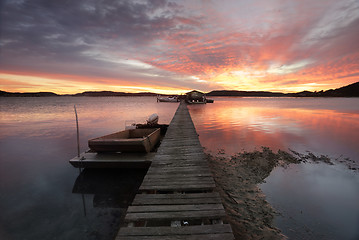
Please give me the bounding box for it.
[116,102,234,239]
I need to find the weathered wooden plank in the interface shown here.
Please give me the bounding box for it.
[139,184,216,192]
[141,179,215,185]
[143,173,213,180]
[151,157,208,162]
[117,224,233,236]
[134,192,220,200]
[149,163,209,168]
[145,172,212,178]
[152,156,207,161]
[146,168,211,173]
[125,209,226,221]
[156,144,203,149]
[146,166,211,172]
[133,197,222,205]
[143,174,213,179]
[159,142,202,147]
[151,159,207,164]
[117,233,234,240]
[132,193,223,205]
[159,138,202,144]
[157,143,203,148]
[144,172,212,178]
[151,161,207,165]
[128,204,224,213]
[142,176,214,181]
[157,148,204,154]
[147,166,210,170]
[140,180,215,188]
[148,165,209,170]
[147,172,211,177]
[140,180,213,186]
[117,233,235,240]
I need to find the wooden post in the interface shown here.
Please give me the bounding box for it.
[74,105,80,158]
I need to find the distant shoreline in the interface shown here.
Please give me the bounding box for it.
[1,81,358,97]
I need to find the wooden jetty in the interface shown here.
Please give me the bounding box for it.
[116,102,234,239]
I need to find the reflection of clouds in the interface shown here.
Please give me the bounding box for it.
[261,162,359,240]
[189,98,359,159]
[0,97,178,139]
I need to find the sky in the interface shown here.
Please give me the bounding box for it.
[0,0,359,94]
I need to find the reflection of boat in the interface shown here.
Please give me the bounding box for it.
[157,96,179,102]
[72,168,147,208]
[206,99,214,103]
[88,128,161,153]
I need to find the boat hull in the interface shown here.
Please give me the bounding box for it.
[88,128,161,153]
[157,97,179,102]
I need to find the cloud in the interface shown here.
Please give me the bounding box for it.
[1,0,214,91]
[267,60,314,75]
[0,0,358,93]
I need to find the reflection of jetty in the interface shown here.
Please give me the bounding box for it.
[116,101,234,239]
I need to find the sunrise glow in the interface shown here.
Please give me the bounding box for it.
[1,0,358,94]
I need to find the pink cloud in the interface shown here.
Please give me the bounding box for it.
[1,0,358,93]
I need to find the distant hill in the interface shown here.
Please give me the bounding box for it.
[0,90,59,97]
[207,90,285,97]
[207,81,359,97]
[286,82,359,97]
[0,90,157,97]
[322,81,359,97]
[73,91,157,97]
[1,81,358,97]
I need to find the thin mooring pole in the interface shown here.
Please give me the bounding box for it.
[74,105,80,158]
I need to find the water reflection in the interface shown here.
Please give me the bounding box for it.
[0,96,178,140]
[189,97,359,162]
[0,96,178,240]
[72,168,147,209]
[188,97,359,240]
[71,168,147,235]
[261,163,359,240]
[1,96,358,239]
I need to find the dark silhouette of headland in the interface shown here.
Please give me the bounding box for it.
[207,81,359,97]
[1,81,358,97]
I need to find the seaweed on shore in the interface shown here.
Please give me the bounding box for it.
[288,149,333,165]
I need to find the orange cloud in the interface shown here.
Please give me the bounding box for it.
[0,70,191,94]
[1,0,358,93]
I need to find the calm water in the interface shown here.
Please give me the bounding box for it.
[1,96,358,239]
[188,97,359,240]
[0,97,178,240]
[188,97,359,161]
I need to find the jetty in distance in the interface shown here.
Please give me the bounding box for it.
[116,101,234,239]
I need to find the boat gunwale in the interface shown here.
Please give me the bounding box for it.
[88,128,161,153]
